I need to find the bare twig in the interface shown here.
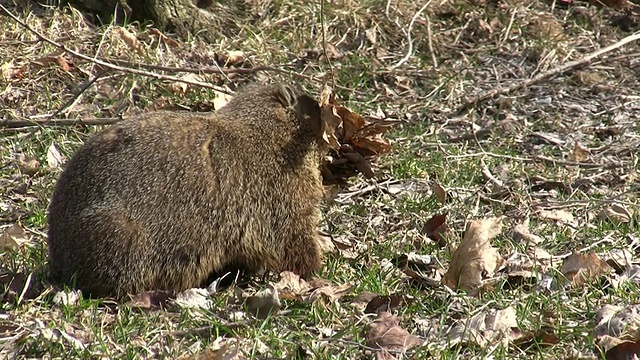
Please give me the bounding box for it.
[319,0,335,87]
[426,13,437,69]
[390,0,433,69]
[0,4,231,94]
[1,117,123,128]
[453,31,640,114]
[49,70,107,119]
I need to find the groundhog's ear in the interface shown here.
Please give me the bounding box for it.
[274,84,303,110]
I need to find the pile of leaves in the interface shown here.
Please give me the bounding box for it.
[317,85,395,186]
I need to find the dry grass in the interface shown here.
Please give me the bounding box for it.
[0,0,639,358]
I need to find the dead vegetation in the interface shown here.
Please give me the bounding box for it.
[0,0,639,358]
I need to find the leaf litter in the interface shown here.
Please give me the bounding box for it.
[0,0,639,358]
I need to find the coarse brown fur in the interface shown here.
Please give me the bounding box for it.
[47,84,325,299]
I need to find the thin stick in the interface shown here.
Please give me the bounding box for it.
[0,4,231,94]
[1,117,123,128]
[390,0,432,70]
[319,0,335,87]
[453,31,640,115]
[426,13,438,69]
[48,70,107,119]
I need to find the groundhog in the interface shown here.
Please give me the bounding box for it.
[47,83,326,299]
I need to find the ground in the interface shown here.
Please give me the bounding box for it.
[0,0,639,359]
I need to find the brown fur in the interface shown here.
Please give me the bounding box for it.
[47,84,325,298]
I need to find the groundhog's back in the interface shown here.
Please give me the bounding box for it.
[47,84,325,298]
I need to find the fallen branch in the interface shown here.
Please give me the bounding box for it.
[103,58,366,94]
[1,117,123,128]
[453,31,640,115]
[0,4,231,94]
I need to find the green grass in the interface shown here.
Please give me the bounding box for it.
[1,0,639,358]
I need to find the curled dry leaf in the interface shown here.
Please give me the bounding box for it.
[534,208,577,227]
[443,217,505,295]
[126,290,172,310]
[272,271,351,303]
[421,213,449,248]
[316,230,337,254]
[272,271,311,300]
[511,220,544,245]
[223,51,246,67]
[600,337,640,360]
[598,204,633,223]
[431,181,447,205]
[18,158,40,176]
[364,294,412,314]
[304,282,351,303]
[513,327,559,350]
[174,288,214,309]
[178,338,244,360]
[243,285,281,319]
[561,251,612,287]
[570,141,590,162]
[365,312,423,356]
[147,28,180,48]
[448,306,521,347]
[113,26,145,55]
[595,304,640,339]
[31,54,71,72]
[0,223,30,250]
[46,143,65,169]
[318,85,395,185]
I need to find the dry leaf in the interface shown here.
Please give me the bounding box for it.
[31,55,71,72]
[304,283,351,303]
[318,85,394,185]
[174,288,214,309]
[319,89,343,151]
[147,28,180,48]
[1,61,25,80]
[534,208,576,227]
[223,51,246,67]
[0,272,37,302]
[514,327,559,350]
[316,231,337,254]
[351,123,394,156]
[113,26,145,55]
[272,271,311,300]
[364,294,412,314]
[511,220,544,244]
[0,223,29,250]
[431,181,447,205]
[166,73,203,96]
[52,290,82,306]
[598,204,633,223]
[448,307,521,347]
[213,90,233,110]
[244,285,281,319]
[571,141,590,161]
[561,251,611,286]
[443,217,504,294]
[18,158,40,176]
[595,304,640,339]
[126,290,172,309]
[46,143,65,169]
[178,338,244,360]
[365,312,423,355]
[421,213,449,248]
[603,339,640,360]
